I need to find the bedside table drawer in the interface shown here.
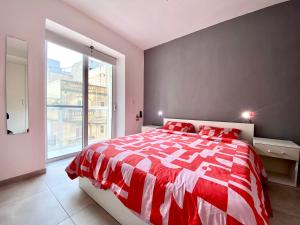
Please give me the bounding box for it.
[255,143,299,161]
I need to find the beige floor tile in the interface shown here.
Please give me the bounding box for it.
[0,176,48,206]
[43,162,73,188]
[268,182,300,218]
[270,210,300,225]
[51,179,93,215]
[0,190,68,225]
[57,218,75,225]
[71,202,120,225]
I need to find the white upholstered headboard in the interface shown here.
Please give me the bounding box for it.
[163,118,254,143]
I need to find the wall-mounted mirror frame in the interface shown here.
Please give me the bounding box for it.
[5,36,29,135]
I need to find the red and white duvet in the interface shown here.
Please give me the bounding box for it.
[66,129,271,225]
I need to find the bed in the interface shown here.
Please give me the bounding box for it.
[66,118,271,225]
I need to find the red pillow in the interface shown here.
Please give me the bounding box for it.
[163,121,196,133]
[199,125,241,139]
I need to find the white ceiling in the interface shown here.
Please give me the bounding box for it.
[63,0,287,50]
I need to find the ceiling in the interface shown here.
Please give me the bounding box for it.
[63,0,287,50]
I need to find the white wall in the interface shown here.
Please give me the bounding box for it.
[0,0,144,181]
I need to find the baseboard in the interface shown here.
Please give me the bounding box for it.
[0,168,46,186]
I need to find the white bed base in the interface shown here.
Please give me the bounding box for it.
[79,177,148,225]
[79,118,254,225]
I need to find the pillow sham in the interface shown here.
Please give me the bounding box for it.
[199,125,241,139]
[162,121,196,133]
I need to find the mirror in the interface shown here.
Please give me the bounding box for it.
[5,36,29,135]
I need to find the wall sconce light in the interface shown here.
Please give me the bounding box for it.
[158,110,163,117]
[157,110,164,126]
[241,111,255,123]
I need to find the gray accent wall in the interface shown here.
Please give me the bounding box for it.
[144,1,300,144]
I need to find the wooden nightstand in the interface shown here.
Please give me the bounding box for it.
[141,125,160,132]
[253,137,300,187]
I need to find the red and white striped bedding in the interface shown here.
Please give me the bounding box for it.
[66,129,271,225]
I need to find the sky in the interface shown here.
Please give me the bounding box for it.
[47,42,82,68]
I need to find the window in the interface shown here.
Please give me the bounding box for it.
[88,57,112,145]
[46,40,114,159]
[47,42,83,159]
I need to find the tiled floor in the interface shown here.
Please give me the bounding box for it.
[0,157,299,225]
[268,182,300,225]
[0,158,120,225]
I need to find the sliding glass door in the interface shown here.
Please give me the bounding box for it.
[47,42,83,159]
[46,41,114,159]
[87,57,113,145]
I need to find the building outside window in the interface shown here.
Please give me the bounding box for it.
[47,42,113,158]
